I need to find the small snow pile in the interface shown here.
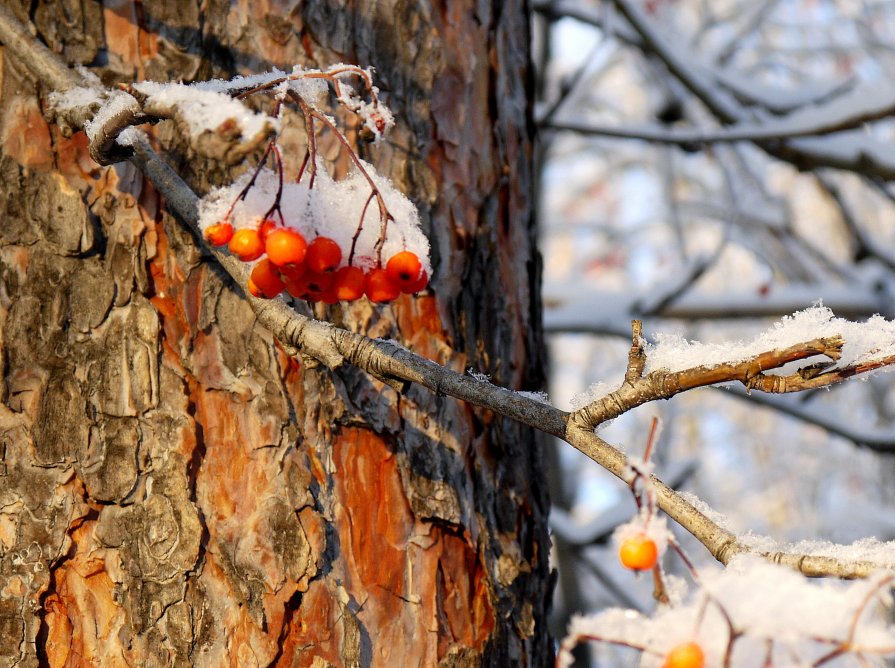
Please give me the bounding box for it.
[559,555,895,667]
[645,305,895,374]
[132,81,274,141]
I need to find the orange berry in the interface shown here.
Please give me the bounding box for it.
[249,259,285,299]
[306,237,342,274]
[266,228,308,268]
[304,271,334,294]
[663,642,704,668]
[404,269,429,294]
[258,218,278,242]
[283,273,310,299]
[228,228,265,261]
[618,534,658,571]
[204,221,234,247]
[278,262,306,281]
[365,268,400,303]
[247,277,263,298]
[307,285,339,304]
[333,266,366,301]
[385,251,423,291]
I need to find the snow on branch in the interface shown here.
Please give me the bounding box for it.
[569,307,895,431]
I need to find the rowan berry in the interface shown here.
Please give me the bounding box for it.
[258,218,278,242]
[385,251,423,291]
[332,266,366,301]
[618,534,659,571]
[283,274,309,299]
[266,228,308,268]
[228,228,265,262]
[404,269,429,294]
[249,259,285,299]
[304,271,334,295]
[306,236,342,274]
[204,221,234,247]
[663,642,704,668]
[365,268,401,303]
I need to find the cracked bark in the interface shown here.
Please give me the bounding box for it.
[0,1,550,667]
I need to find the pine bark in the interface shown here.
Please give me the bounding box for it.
[0,1,549,666]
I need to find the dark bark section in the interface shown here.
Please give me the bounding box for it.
[0,1,550,666]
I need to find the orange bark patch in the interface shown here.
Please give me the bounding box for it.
[44,522,126,667]
[334,428,413,592]
[52,129,98,182]
[435,529,495,654]
[43,593,72,668]
[3,97,54,170]
[276,578,342,667]
[327,428,496,664]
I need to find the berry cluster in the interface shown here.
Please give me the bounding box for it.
[196,64,431,306]
[205,220,428,303]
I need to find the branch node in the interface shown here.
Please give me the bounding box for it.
[625,319,646,382]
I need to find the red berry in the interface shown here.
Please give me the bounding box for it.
[404,269,429,294]
[618,534,658,571]
[249,259,285,299]
[283,273,310,299]
[247,277,263,298]
[204,221,234,247]
[277,262,306,281]
[332,266,366,301]
[306,237,342,274]
[304,271,334,294]
[258,218,278,242]
[386,251,423,291]
[663,642,705,668]
[228,228,265,262]
[307,285,339,304]
[266,228,308,268]
[365,268,400,303]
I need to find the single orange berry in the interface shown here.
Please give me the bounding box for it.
[663,642,705,668]
[277,261,306,281]
[204,221,234,247]
[306,237,342,274]
[333,266,366,301]
[283,273,310,299]
[304,271,334,294]
[266,228,308,268]
[365,268,401,303]
[618,534,658,571]
[247,277,263,298]
[258,218,278,242]
[385,251,423,291]
[249,259,285,299]
[307,284,339,304]
[228,228,265,262]
[404,269,429,294]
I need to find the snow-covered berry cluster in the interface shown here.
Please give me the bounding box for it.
[194,64,430,304]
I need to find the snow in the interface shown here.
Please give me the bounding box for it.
[83,90,141,142]
[740,534,895,569]
[644,305,895,374]
[560,555,895,667]
[47,84,105,114]
[132,81,274,141]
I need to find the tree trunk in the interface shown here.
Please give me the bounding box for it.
[0,1,550,666]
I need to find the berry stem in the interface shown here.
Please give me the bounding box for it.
[349,191,376,266]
